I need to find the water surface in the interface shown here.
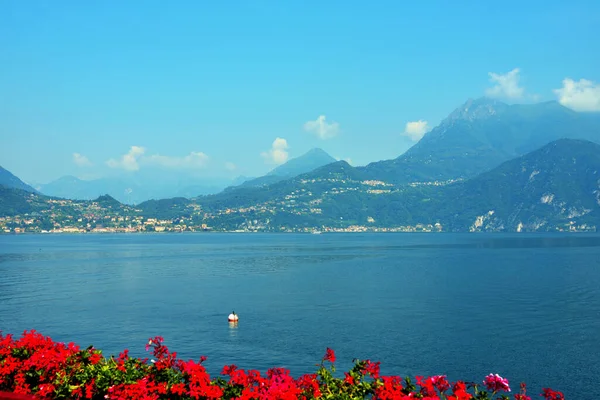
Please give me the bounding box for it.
[1,233,599,398]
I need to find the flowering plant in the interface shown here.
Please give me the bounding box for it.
[0,331,564,400]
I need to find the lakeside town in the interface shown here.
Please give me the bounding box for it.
[1,176,596,234]
[0,177,458,234]
[0,212,445,234]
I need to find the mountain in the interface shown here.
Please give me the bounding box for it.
[3,140,600,233]
[359,98,600,184]
[195,139,600,232]
[37,176,139,203]
[0,186,47,216]
[37,175,229,204]
[228,175,255,187]
[0,166,37,193]
[228,148,336,189]
[93,194,123,209]
[213,98,600,203]
[136,197,194,219]
[354,138,600,232]
[440,138,600,231]
[267,148,337,177]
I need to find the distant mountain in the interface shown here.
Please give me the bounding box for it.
[228,148,336,189]
[195,139,600,232]
[0,166,37,193]
[230,175,256,186]
[267,148,337,177]
[37,175,229,204]
[3,140,600,232]
[213,98,600,201]
[37,176,138,203]
[359,98,600,184]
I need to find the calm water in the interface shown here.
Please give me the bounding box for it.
[1,233,599,398]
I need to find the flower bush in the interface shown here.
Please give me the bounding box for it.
[0,330,564,400]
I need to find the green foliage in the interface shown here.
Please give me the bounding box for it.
[136,197,193,219]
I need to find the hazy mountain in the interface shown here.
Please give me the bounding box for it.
[228,148,336,189]
[359,98,600,183]
[0,166,37,193]
[267,148,337,177]
[37,176,139,203]
[37,175,229,204]
[193,139,600,232]
[230,175,256,186]
[3,140,600,232]
[212,98,600,202]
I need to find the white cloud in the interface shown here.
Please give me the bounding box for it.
[402,120,430,142]
[303,115,340,139]
[485,68,525,99]
[107,147,211,171]
[145,152,209,169]
[553,78,600,112]
[72,153,92,167]
[106,146,145,171]
[261,137,289,165]
[225,162,237,171]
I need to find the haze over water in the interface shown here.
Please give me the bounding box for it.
[1,233,599,399]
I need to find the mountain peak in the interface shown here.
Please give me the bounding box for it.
[305,147,330,156]
[93,194,122,208]
[442,97,508,125]
[266,148,336,177]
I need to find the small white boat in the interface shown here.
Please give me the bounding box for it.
[312,230,322,235]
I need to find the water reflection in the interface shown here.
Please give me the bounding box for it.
[228,321,238,337]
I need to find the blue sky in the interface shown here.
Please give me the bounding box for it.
[1,0,599,184]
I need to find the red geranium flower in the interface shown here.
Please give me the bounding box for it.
[323,347,336,363]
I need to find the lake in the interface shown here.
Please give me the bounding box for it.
[1,233,599,398]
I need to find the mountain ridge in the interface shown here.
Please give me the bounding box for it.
[192,138,600,232]
[2,139,600,232]
[225,147,337,190]
[0,166,37,193]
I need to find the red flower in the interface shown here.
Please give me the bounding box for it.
[416,375,436,397]
[222,364,238,375]
[374,375,405,400]
[37,383,56,398]
[362,360,381,379]
[170,383,186,396]
[483,373,511,392]
[0,330,565,400]
[323,347,336,363]
[84,379,95,399]
[541,388,565,400]
[447,381,472,400]
[71,386,83,398]
[89,352,102,365]
[344,372,355,385]
[431,375,451,392]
